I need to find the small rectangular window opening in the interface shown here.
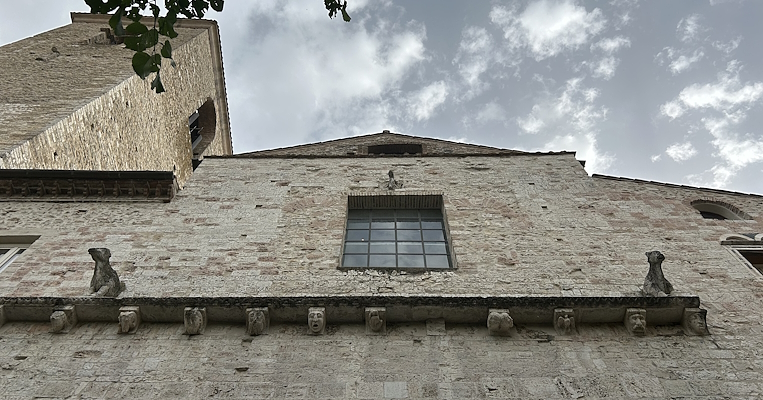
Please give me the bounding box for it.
[367,144,423,155]
[341,195,453,271]
[738,249,763,274]
[0,235,39,274]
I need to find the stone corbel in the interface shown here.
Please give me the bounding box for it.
[246,307,269,336]
[554,308,576,336]
[50,305,77,334]
[682,308,709,336]
[118,306,141,334]
[624,308,646,336]
[487,308,513,336]
[308,307,326,335]
[365,307,386,335]
[184,307,207,335]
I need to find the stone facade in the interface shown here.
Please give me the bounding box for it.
[0,135,762,397]
[0,14,232,187]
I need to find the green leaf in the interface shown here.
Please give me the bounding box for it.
[209,0,224,12]
[124,21,148,35]
[108,10,125,36]
[160,40,172,59]
[341,8,351,22]
[151,71,165,93]
[131,51,152,79]
[158,14,179,39]
[192,0,208,18]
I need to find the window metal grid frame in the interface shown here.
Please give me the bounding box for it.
[341,208,453,271]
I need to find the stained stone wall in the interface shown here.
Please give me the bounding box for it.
[0,17,232,187]
[0,153,763,398]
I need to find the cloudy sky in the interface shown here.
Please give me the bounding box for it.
[2,0,762,194]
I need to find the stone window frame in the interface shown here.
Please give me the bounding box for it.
[339,192,456,272]
[0,235,40,274]
[691,199,752,220]
[721,233,763,276]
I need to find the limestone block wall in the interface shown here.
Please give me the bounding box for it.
[0,19,231,187]
[0,155,762,398]
[0,155,760,301]
[1,321,760,399]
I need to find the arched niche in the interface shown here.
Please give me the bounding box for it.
[188,98,217,158]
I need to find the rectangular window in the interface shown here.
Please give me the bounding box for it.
[732,248,763,274]
[0,235,39,274]
[341,197,453,270]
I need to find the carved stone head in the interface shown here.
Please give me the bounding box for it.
[119,311,137,334]
[487,309,513,335]
[645,251,665,264]
[308,307,326,335]
[88,247,112,263]
[682,308,709,336]
[50,311,68,333]
[184,307,206,335]
[625,308,646,336]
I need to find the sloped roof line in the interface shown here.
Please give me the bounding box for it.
[230,131,576,158]
[592,174,763,198]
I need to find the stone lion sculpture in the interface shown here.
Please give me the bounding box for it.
[642,251,673,297]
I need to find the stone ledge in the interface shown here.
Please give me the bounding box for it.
[0,295,701,326]
[0,169,176,202]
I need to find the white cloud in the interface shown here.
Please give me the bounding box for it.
[665,142,698,162]
[660,61,763,118]
[453,26,496,98]
[677,14,702,43]
[712,37,741,54]
[591,36,630,54]
[475,102,507,124]
[408,81,449,122]
[662,60,763,188]
[591,56,619,80]
[490,0,606,61]
[221,0,427,151]
[515,78,612,172]
[660,100,685,119]
[669,49,704,75]
[651,154,662,162]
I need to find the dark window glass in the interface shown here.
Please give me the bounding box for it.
[342,207,452,270]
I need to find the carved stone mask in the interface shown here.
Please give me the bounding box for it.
[308,310,325,333]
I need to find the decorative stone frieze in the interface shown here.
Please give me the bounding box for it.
[184,307,207,335]
[307,307,326,335]
[554,308,576,336]
[246,307,269,336]
[682,308,709,336]
[487,309,513,336]
[642,251,673,297]
[50,305,77,333]
[118,306,141,334]
[624,308,646,336]
[88,248,124,298]
[365,307,386,335]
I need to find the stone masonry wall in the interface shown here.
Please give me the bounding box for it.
[0,155,762,398]
[0,21,230,187]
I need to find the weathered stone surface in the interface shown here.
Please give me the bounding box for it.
[0,15,232,188]
[118,306,140,334]
[184,307,206,335]
[682,307,710,336]
[487,308,513,336]
[364,307,386,335]
[554,308,576,336]
[624,308,646,336]
[642,251,674,297]
[49,305,76,333]
[88,248,123,297]
[307,307,325,335]
[246,307,269,336]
